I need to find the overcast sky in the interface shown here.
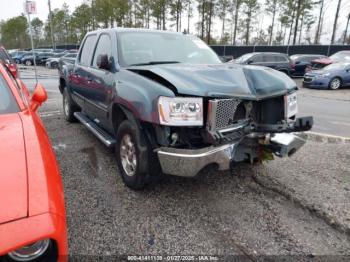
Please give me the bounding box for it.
[0,0,349,44]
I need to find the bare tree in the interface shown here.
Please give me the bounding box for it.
[344,13,350,44]
[265,0,279,45]
[331,0,342,44]
[314,0,323,44]
[292,0,302,45]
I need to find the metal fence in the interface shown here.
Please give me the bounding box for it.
[33,44,80,50]
[210,45,350,58]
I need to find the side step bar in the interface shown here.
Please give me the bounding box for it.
[74,112,116,148]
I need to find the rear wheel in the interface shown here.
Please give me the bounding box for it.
[25,60,32,66]
[63,88,79,122]
[115,120,159,190]
[329,77,342,90]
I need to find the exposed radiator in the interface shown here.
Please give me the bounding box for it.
[206,98,243,131]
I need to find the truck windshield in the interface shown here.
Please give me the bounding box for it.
[118,31,221,66]
[0,72,19,115]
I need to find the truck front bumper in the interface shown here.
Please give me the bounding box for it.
[157,133,306,177]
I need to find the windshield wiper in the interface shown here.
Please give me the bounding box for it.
[129,61,180,66]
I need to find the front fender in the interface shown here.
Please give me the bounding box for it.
[113,69,175,124]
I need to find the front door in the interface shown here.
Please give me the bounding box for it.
[86,33,116,132]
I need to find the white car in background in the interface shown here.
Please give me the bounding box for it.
[45,53,66,69]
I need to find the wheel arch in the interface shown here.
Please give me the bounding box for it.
[59,77,66,94]
[111,103,143,135]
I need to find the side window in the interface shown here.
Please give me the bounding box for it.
[79,34,97,66]
[262,55,274,62]
[274,55,285,62]
[92,34,112,68]
[252,55,263,63]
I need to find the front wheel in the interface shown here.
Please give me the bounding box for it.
[329,77,342,90]
[115,120,157,190]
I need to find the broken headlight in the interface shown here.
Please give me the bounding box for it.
[158,96,203,126]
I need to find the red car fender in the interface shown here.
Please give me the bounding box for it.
[0,212,68,261]
[20,109,66,218]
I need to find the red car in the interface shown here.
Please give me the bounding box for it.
[0,64,68,261]
[0,46,19,78]
[307,50,350,71]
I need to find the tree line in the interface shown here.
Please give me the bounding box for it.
[0,0,349,50]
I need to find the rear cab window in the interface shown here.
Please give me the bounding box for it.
[79,34,97,66]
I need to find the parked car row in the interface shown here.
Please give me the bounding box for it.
[9,49,78,68]
[232,50,350,90]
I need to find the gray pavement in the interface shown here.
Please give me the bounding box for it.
[21,66,350,259]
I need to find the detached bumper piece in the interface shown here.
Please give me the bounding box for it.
[254,116,313,133]
[269,133,306,157]
[157,133,306,177]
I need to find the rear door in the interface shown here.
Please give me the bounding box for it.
[70,34,97,110]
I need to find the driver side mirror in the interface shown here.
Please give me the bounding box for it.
[247,60,253,64]
[97,54,112,71]
[295,61,301,64]
[30,83,47,112]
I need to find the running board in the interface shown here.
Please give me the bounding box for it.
[74,112,116,148]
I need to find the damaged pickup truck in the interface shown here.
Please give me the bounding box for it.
[59,28,313,189]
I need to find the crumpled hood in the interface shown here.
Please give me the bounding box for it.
[130,63,296,100]
[0,114,28,224]
[311,57,333,65]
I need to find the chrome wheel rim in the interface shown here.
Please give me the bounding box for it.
[330,78,341,89]
[63,94,69,116]
[120,134,137,176]
[26,60,31,66]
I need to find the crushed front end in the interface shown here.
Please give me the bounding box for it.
[154,92,313,177]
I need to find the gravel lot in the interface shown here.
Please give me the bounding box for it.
[21,66,350,260]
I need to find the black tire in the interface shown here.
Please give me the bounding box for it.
[52,62,58,69]
[62,88,79,122]
[25,60,32,66]
[328,77,342,90]
[115,120,158,190]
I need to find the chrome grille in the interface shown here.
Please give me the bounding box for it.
[207,98,242,131]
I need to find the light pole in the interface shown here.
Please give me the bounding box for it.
[25,0,38,83]
[48,0,55,49]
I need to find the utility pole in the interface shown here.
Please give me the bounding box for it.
[344,13,350,44]
[331,0,342,44]
[314,0,324,44]
[48,0,55,49]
